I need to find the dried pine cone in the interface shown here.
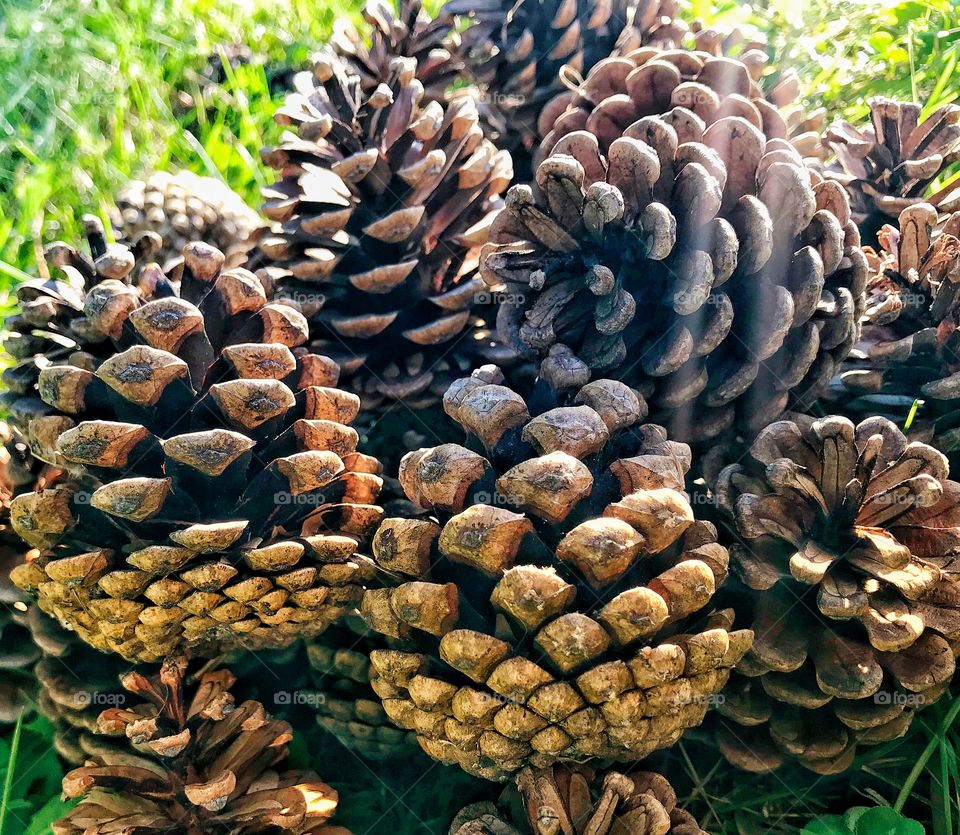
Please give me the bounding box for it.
[52,656,346,835]
[9,240,383,663]
[450,766,705,834]
[254,52,512,409]
[483,49,868,444]
[443,0,685,165]
[112,170,261,269]
[26,606,134,766]
[827,204,960,451]
[1,218,162,428]
[360,373,751,780]
[714,415,960,773]
[331,0,464,103]
[827,98,960,229]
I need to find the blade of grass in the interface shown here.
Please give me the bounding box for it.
[0,710,25,835]
[895,698,960,813]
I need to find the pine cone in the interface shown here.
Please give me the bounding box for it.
[449,766,706,835]
[26,607,134,766]
[827,204,960,451]
[360,373,751,780]
[483,49,868,445]
[9,240,383,663]
[827,98,960,228]
[52,656,346,835]
[1,217,162,428]
[442,0,684,166]
[714,415,960,772]
[332,0,465,103]
[254,53,512,409]
[112,170,261,269]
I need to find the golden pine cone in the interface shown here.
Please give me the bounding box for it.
[112,170,261,268]
[360,372,751,780]
[9,240,383,663]
[714,414,960,772]
[449,766,706,834]
[1,217,163,428]
[253,52,513,409]
[826,204,960,451]
[482,47,869,444]
[827,97,960,227]
[52,656,346,835]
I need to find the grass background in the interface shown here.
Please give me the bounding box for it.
[1,0,960,831]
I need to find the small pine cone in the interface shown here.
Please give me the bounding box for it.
[331,0,465,103]
[827,204,960,451]
[442,0,684,164]
[483,49,869,444]
[254,53,512,409]
[1,217,162,427]
[52,656,345,835]
[306,616,418,760]
[9,240,383,664]
[827,97,960,228]
[449,766,707,834]
[714,415,960,772]
[112,170,261,269]
[361,374,751,780]
[27,607,134,766]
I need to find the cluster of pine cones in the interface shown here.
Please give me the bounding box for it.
[3,0,960,832]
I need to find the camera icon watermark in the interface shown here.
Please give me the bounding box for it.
[274,690,327,707]
[475,290,525,306]
[75,691,126,707]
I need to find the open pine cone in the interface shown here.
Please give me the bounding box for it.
[714,415,960,772]
[52,656,345,835]
[254,52,513,409]
[482,48,868,444]
[112,170,261,269]
[827,98,960,229]
[331,0,464,103]
[450,766,705,834]
[2,217,163,428]
[9,240,383,663]
[442,0,685,166]
[360,371,751,780]
[827,204,960,451]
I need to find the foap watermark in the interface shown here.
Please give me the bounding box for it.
[75,691,126,707]
[473,490,524,507]
[475,289,525,306]
[274,690,327,707]
[273,491,329,507]
[874,691,926,707]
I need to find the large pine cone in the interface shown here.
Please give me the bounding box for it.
[254,53,512,409]
[360,373,751,780]
[827,204,960,451]
[27,607,133,766]
[450,766,706,834]
[9,241,383,663]
[332,0,465,103]
[52,656,345,835]
[442,0,685,163]
[714,415,960,773]
[827,98,960,229]
[483,49,868,444]
[112,170,261,268]
[1,218,162,428]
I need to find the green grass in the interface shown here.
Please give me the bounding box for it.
[3,0,960,832]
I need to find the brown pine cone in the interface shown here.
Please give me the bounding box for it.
[450,766,706,834]
[26,607,135,766]
[254,52,512,410]
[9,240,383,663]
[827,98,960,228]
[483,49,868,444]
[714,415,960,773]
[52,656,346,835]
[826,204,960,451]
[331,0,465,103]
[360,373,751,780]
[442,0,685,165]
[112,170,261,269]
[1,217,162,428]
